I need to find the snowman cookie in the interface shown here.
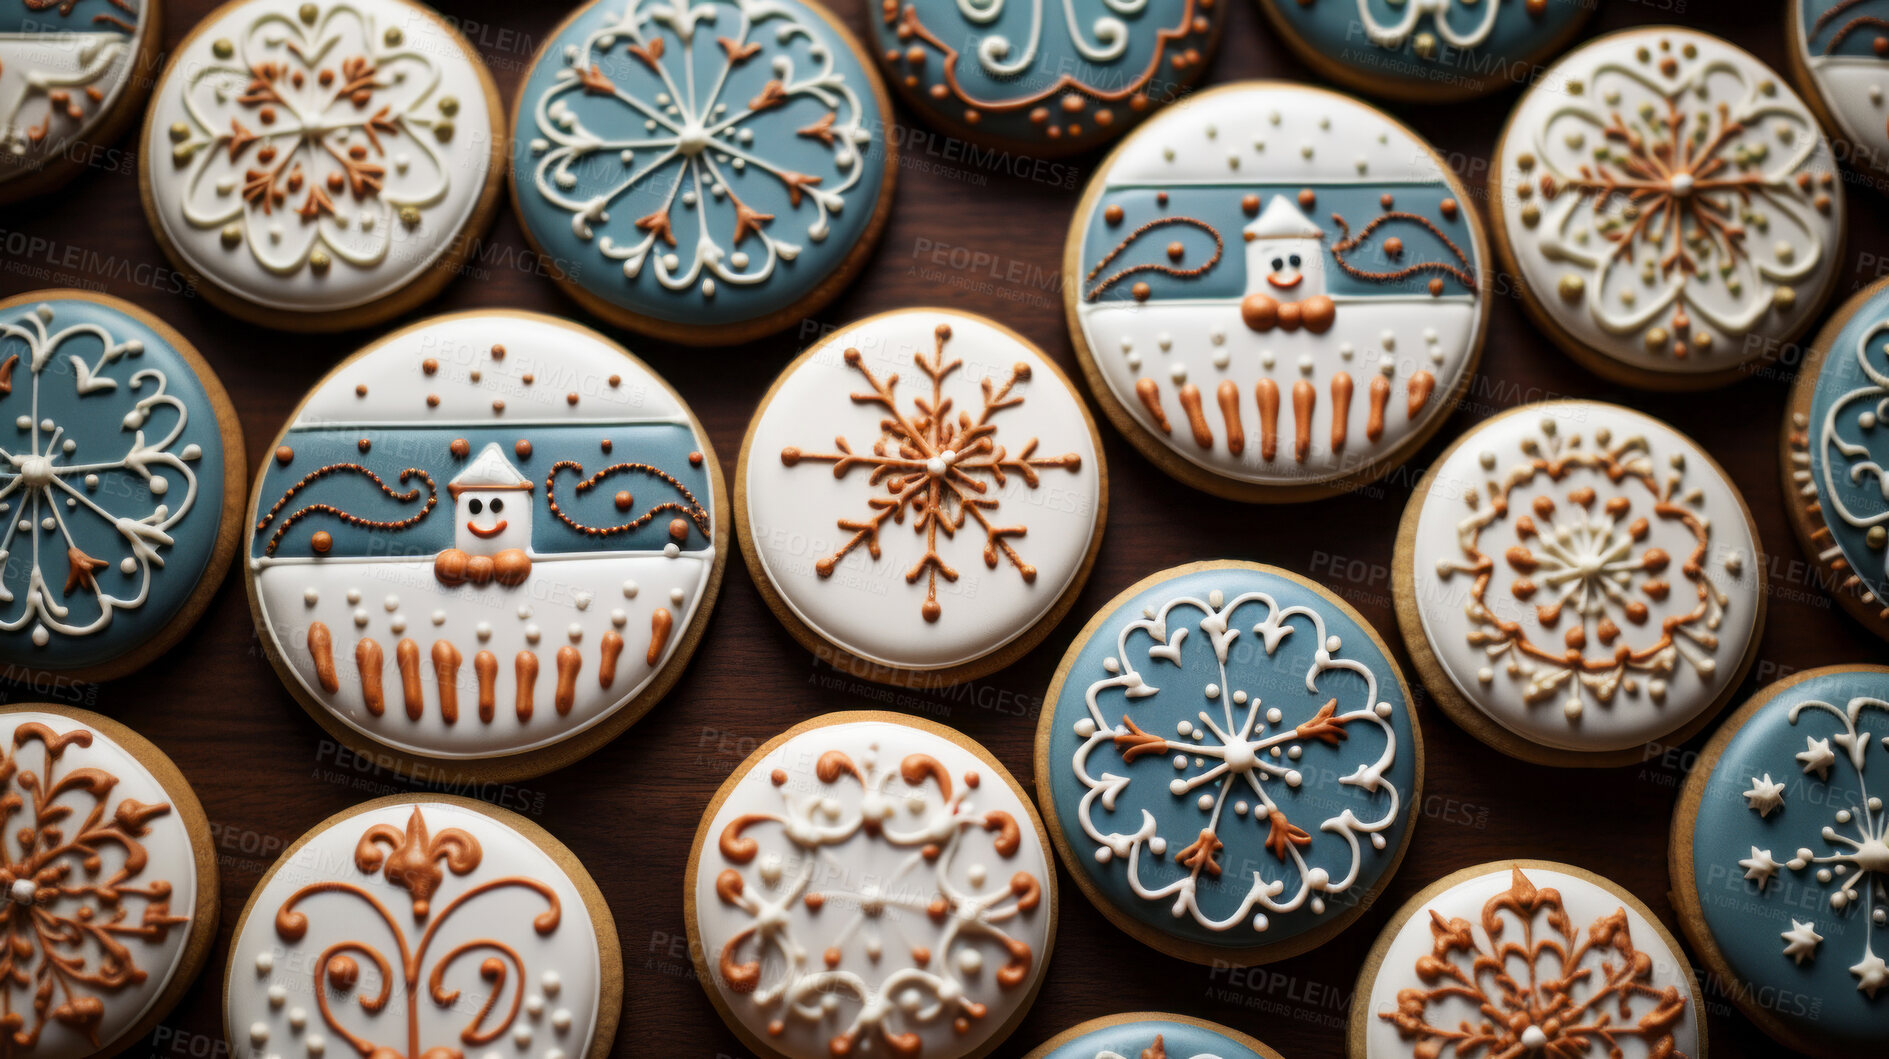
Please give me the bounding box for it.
[1035,561,1422,965]
[0,0,160,202]
[686,712,1056,1059]
[511,0,897,345]
[1789,1,1889,189]
[1395,401,1765,766]
[140,0,503,330]
[1022,1013,1283,1059]
[226,795,620,1059]
[0,290,246,684]
[867,0,1224,154]
[1064,82,1489,502]
[244,311,726,780]
[738,308,1105,686]
[1492,27,1845,388]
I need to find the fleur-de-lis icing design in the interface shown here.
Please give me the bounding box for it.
[354,806,479,919]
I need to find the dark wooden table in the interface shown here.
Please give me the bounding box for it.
[2,1,1875,1056]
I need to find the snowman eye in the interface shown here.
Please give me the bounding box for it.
[491,499,504,514]
[1271,258,1284,271]
[1289,254,1302,267]
[469,499,483,515]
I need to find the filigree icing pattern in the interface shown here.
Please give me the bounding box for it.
[1794,320,1889,621]
[0,721,187,1051]
[167,1,463,276]
[1738,694,1889,998]
[0,0,142,165]
[528,0,874,299]
[0,303,201,645]
[778,323,1082,622]
[1378,867,1691,1057]
[1068,587,1401,934]
[1515,34,1835,360]
[1435,415,1737,724]
[711,741,1044,1055]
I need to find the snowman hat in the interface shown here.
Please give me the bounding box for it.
[449,442,535,498]
[1243,195,1325,242]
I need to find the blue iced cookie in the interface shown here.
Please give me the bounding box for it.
[0,290,243,679]
[0,0,158,200]
[1023,1013,1282,1059]
[1673,664,1889,1056]
[512,0,896,344]
[1034,559,1422,964]
[1257,0,1591,101]
[868,0,1223,153]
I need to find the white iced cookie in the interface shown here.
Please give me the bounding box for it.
[1395,401,1764,765]
[1790,1,1889,188]
[140,0,501,329]
[1494,27,1844,387]
[738,309,1105,685]
[687,713,1056,1059]
[225,797,618,1059]
[0,0,160,202]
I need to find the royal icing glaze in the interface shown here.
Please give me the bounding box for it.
[0,297,230,671]
[1794,1,1889,177]
[227,800,605,1059]
[1263,0,1588,97]
[1496,29,1843,377]
[1041,564,1417,952]
[867,0,1220,150]
[246,313,717,761]
[1034,1017,1276,1059]
[1408,403,1759,755]
[515,0,888,330]
[692,717,1053,1059]
[143,0,495,313]
[1688,668,1889,1048]
[743,310,1100,672]
[0,0,151,188]
[0,711,201,1058]
[1364,864,1700,1058]
[1070,84,1484,491]
[1789,286,1889,637]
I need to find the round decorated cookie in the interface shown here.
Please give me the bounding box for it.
[139,0,503,330]
[226,795,620,1059]
[1395,401,1764,766]
[1022,1013,1282,1059]
[0,0,160,202]
[0,290,245,682]
[1670,665,1889,1057]
[1491,27,1845,389]
[0,704,218,1059]
[686,711,1056,1059]
[737,308,1105,685]
[244,310,726,780]
[866,0,1224,154]
[511,0,896,345]
[1064,82,1489,502]
[1352,860,1704,1059]
[1784,275,1889,642]
[1788,1,1889,188]
[1257,0,1592,102]
[1035,560,1422,965]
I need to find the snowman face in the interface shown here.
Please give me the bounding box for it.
[1265,251,1307,290]
[454,490,532,555]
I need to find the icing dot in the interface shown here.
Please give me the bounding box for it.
[525,624,541,644]
[431,611,446,626]
[384,595,399,612]
[958,950,983,974]
[542,971,561,995]
[476,623,492,641]
[352,609,369,628]
[551,1010,572,1032]
[568,624,583,642]
[623,580,639,598]
[610,609,627,627]
[268,985,287,1008]
[304,589,319,606]
[251,1024,270,1046]
[256,953,274,974]
[670,587,685,604]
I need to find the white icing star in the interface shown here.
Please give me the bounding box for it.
[1796,735,1836,779]
[1853,951,1889,998]
[1739,846,1782,890]
[1781,919,1823,964]
[1743,773,1786,817]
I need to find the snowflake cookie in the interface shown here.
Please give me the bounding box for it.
[245,311,725,778]
[1493,27,1844,387]
[226,796,618,1059]
[1021,1012,1282,1059]
[1674,664,1889,1056]
[1065,82,1488,501]
[1035,560,1421,964]
[513,0,896,345]
[738,308,1104,685]
[687,712,1055,1059]
[140,0,502,329]
[1789,1,1889,186]
[0,292,244,681]
[1356,861,1702,1059]
[1398,401,1763,765]
[0,0,158,201]
[0,705,218,1059]
[1784,277,1889,642]
[866,0,1224,153]
[1257,0,1592,102]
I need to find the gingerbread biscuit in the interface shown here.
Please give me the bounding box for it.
[0,0,162,202]
[1022,1012,1282,1059]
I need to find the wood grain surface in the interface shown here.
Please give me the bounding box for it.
[0,1,1875,1056]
